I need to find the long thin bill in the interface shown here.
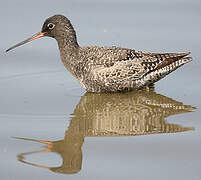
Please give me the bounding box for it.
[6,32,45,52]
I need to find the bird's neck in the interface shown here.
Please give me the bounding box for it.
[56,30,80,76]
[56,29,79,55]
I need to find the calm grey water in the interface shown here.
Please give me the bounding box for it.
[1,0,201,179]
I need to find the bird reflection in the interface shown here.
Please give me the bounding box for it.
[15,89,195,174]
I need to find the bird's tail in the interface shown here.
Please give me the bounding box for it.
[140,52,192,87]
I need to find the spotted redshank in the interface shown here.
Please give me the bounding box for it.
[6,15,192,93]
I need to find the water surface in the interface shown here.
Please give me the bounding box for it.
[1,0,201,179]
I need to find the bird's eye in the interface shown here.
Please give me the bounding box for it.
[47,23,55,29]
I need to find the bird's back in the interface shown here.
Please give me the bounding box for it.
[77,46,192,92]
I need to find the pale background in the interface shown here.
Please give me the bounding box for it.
[0,0,201,180]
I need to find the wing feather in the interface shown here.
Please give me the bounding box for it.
[83,46,190,82]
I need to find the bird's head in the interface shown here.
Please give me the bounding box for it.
[6,15,74,52]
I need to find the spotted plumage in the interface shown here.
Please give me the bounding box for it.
[6,15,192,93]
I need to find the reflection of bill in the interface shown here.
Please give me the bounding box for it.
[15,89,195,174]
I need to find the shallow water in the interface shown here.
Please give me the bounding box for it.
[1,0,201,180]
